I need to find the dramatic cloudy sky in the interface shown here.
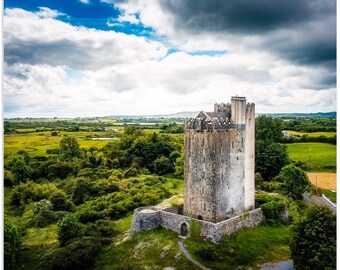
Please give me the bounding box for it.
[4,0,336,117]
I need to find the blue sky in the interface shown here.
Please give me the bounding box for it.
[3,0,336,117]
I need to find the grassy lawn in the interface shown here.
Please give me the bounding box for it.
[7,225,59,270]
[286,143,336,172]
[92,229,199,270]
[185,225,291,270]
[287,130,336,137]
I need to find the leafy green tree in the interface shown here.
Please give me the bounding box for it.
[153,157,174,175]
[290,205,336,270]
[57,215,84,246]
[280,164,310,199]
[4,219,22,265]
[11,158,32,185]
[255,141,289,181]
[59,136,82,159]
[255,115,283,142]
[50,191,75,212]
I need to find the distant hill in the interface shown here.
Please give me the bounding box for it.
[260,112,336,118]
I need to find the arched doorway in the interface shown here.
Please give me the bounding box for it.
[197,215,203,220]
[180,223,188,236]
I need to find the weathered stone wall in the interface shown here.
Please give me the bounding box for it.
[131,207,264,243]
[130,207,161,232]
[159,211,191,234]
[244,103,255,211]
[184,129,245,222]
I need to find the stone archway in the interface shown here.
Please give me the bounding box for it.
[197,215,203,220]
[180,223,188,236]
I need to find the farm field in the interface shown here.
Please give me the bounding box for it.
[307,173,336,190]
[4,131,119,160]
[285,143,336,172]
[287,130,336,137]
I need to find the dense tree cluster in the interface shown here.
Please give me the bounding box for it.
[290,205,336,270]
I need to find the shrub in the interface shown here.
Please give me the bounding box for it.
[260,201,286,220]
[57,215,84,246]
[4,170,14,187]
[51,131,58,136]
[11,158,32,185]
[11,182,60,206]
[49,191,75,212]
[280,164,310,200]
[290,205,336,270]
[34,210,67,228]
[255,172,263,189]
[4,219,22,265]
[189,220,201,240]
[85,219,117,242]
[39,237,101,270]
[34,199,53,215]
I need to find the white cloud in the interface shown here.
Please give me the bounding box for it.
[3,7,336,117]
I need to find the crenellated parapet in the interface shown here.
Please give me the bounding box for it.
[184,115,234,131]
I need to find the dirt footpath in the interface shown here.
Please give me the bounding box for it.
[307,173,336,190]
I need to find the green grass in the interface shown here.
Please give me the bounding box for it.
[287,130,336,137]
[185,224,291,270]
[311,186,337,203]
[162,175,185,195]
[286,143,336,172]
[7,224,59,270]
[115,214,134,233]
[92,229,199,270]
[4,131,118,160]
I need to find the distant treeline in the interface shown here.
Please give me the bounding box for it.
[279,135,336,145]
[281,118,336,133]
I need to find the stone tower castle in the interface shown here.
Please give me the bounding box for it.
[184,96,255,222]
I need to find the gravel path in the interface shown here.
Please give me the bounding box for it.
[261,260,295,270]
[177,239,210,270]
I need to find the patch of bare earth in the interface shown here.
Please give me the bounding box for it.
[307,173,336,190]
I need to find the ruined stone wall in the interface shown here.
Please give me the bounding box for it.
[244,103,255,211]
[130,208,264,243]
[130,207,161,232]
[215,208,263,242]
[159,211,191,234]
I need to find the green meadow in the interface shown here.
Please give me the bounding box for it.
[286,143,336,172]
[287,130,336,137]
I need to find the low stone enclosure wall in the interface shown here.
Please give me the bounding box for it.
[130,207,264,243]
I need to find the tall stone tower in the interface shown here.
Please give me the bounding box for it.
[183,96,255,223]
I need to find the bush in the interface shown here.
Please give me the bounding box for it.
[51,131,58,136]
[4,219,22,265]
[280,164,310,200]
[255,172,263,189]
[49,191,75,212]
[255,141,290,181]
[57,215,84,246]
[290,205,336,270]
[34,199,53,215]
[153,157,174,175]
[85,220,117,242]
[4,169,14,187]
[11,182,60,206]
[39,237,101,270]
[260,201,286,221]
[189,220,201,240]
[34,210,67,228]
[11,158,32,185]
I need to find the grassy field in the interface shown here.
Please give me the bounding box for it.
[4,131,119,159]
[286,143,336,172]
[185,225,291,270]
[287,130,336,137]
